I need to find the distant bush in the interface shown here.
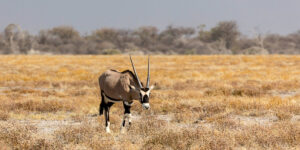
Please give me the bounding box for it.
[241,46,269,55]
[102,49,121,55]
[1,22,300,54]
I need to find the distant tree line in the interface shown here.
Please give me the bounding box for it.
[1,21,300,54]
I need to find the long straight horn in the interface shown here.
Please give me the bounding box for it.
[130,55,142,88]
[146,55,150,88]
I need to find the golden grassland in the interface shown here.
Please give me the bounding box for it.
[0,55,299,149]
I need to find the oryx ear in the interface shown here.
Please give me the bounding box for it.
[149,84,156,91]
[129,85,137,91]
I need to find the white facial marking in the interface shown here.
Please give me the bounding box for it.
[142,103,150,109]
[145,91,150,96]
[140,90,146,95]
[140,90,150,97]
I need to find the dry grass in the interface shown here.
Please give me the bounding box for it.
[0,55,299,149]
[0,110,9,121]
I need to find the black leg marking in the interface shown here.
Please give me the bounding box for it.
[105,105,109,125]
[123,101,132,127]
[122,119,126,127]
[120,101,132,133]
[123,101,132,114]
[104,101,114,133]
[99,90,105,115]
[105,102,114,123]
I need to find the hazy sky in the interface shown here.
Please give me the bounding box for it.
[1,0,300,36]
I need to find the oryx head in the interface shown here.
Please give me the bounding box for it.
[129,55,155,110]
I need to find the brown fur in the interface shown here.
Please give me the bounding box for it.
[99,69,140,101]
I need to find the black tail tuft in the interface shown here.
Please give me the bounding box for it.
[99,103,104,115]
[99,90,105,115]
[99,107,104,115]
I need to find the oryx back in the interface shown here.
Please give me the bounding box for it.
[99,69,134,101]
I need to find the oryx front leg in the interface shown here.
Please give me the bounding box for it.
[121,101,132,133]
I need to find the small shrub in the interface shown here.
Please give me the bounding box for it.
[0,110,9,121]
[102,49,121,55]
[275,111,292,121]
[10,100,76,112]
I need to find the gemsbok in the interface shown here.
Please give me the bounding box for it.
[98,55,155,133]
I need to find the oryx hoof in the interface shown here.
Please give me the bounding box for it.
[120,127,126,134]
[106,127,111,133]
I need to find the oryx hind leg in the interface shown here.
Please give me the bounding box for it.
[104,102,114,133]
[121,101,132,133]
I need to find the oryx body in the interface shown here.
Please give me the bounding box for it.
[98,56,154,133]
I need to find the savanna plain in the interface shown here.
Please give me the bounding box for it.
[0,55,299,150]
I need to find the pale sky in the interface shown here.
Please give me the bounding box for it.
[1,0,300,36]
